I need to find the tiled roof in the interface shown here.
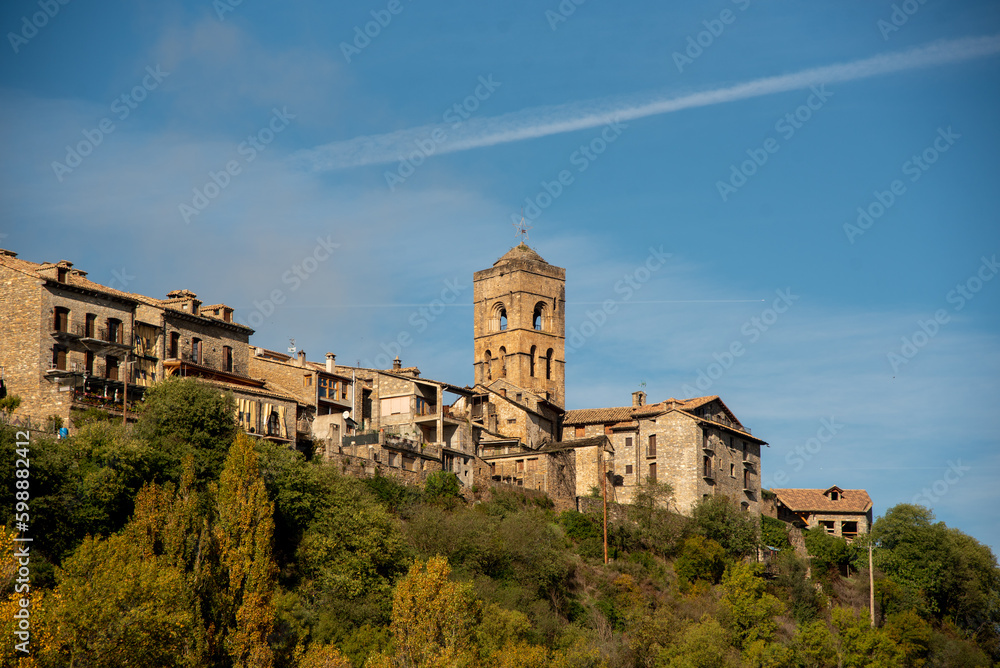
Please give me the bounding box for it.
[563,406,637,425]
[0,252,138,302]
[771,488,873,514]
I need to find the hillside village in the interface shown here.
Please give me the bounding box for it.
[0,243,870,538]
[4,242,1000,668]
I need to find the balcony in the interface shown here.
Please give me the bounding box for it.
[51,322,84,340]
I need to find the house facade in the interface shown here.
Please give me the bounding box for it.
[770,486,873,540]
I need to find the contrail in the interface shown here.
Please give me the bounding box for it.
[291,34,1000,172]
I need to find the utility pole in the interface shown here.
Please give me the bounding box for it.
[601,446,608,564]
[869,538,875,627]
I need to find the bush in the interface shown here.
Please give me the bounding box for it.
[761,514,792,551]
[690,495,758,559]
[425,470,461,502]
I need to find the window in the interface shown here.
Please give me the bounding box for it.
[841,521,858,538]
[743,442,748,461]
[380,396,408,415]
[730,463,735,477]
[169,332,179,358]
[107,318,122,343]
[507,418,516,425]
[416,397,432,416]
[304,375,312,387]
[267,411,280,436]
[533,302,546,331]
[191,338,202,364]
[85,351,94,374]
[499,347,507,378]
[484,350,492,381]
[820,521,835,535]
[830,490,840,501]
[743,468,751,489]
[741,502,750,513]
[319,377,331,399]
[106,356,119,380]
[545,348,553,380]
[85,313,96,337]
[703,455,713,478]
[575,426,584,438]
[53,306,69,332]
[52,346,67,370]
[223,345,233,372]
[648,434,657,457]
[492,302,507,331]
[625,437,633,448]
[341,382,348,400]
[625,464,633,475]
[529,345,536,377]
[648,462,657,482]
[526,458,537,472]
[516,460,524,472]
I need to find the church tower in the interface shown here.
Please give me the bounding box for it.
[473,243,566,407]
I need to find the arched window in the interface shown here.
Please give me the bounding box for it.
[529,345,536,377]
[484,350,492,381]
[533,302,546,331]
[545,348,553,380]
[491,302,507,332]
[499,347,507,378]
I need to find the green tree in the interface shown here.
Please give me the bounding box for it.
[47,534,197,667]
[718,561,783,650]
[690,495,758,559]
[216,433,277,668]
[658,616,740,668]
[831,606,904,668]
[760,515,792,551]
[803,527,849,573]
[424,471,462,505]
[625,480,685,557]
[674,535,726,592]
[135,377,237,481]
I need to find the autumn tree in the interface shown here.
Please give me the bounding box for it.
[216,433,277,668]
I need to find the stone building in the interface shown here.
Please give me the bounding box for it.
[770,486,873,540]
[0,250,141,426]
[334,358,478,486]
[249,347,355,454]
[473,244,566,409]
[563,392,766,515]
[0,249,295,442]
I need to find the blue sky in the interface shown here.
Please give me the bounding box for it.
[2,1,998,551]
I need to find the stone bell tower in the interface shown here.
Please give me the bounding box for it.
[473,243,566,407]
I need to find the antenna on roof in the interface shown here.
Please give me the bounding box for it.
[287,338,296,354]
[512,210,532,243]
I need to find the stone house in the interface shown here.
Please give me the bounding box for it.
[249,347,355,455]
[0,248,296,442]
[334,358,478,486]
[770,486,873,540]
[563,392,767,516]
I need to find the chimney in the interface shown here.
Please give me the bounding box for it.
[297,350,306,367]
[325,352,336,373]
[632,391,646,407]
[500,388,507,398]
[392,356,401,370]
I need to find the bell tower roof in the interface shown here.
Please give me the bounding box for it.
[495,243,548,266]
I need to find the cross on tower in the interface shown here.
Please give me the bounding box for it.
[512,212,532,243]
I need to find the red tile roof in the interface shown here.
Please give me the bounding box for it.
[771,488,873,514]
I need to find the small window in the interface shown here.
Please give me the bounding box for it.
[85,351,94,374]
[85,313,96,338]
[648,434,657,457]
[529,345,536,377]
[545,348,553,380]
[625,437,633,448]
[53,306,70,332]
[223,345,233,372]
[744,468,751,489]
[507,418,516,425]
[191,338,202,364]
[305,375,312,387]
[575,426,584,438]
[703,455,712,478]
[820,521,835,535]
[648,462,657,482]
[831,491,840,501]
[342,382,348,400]
[730,463,735,477]
[169,332,180,358]
[107,318,122,343]
[625,464,633,475]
